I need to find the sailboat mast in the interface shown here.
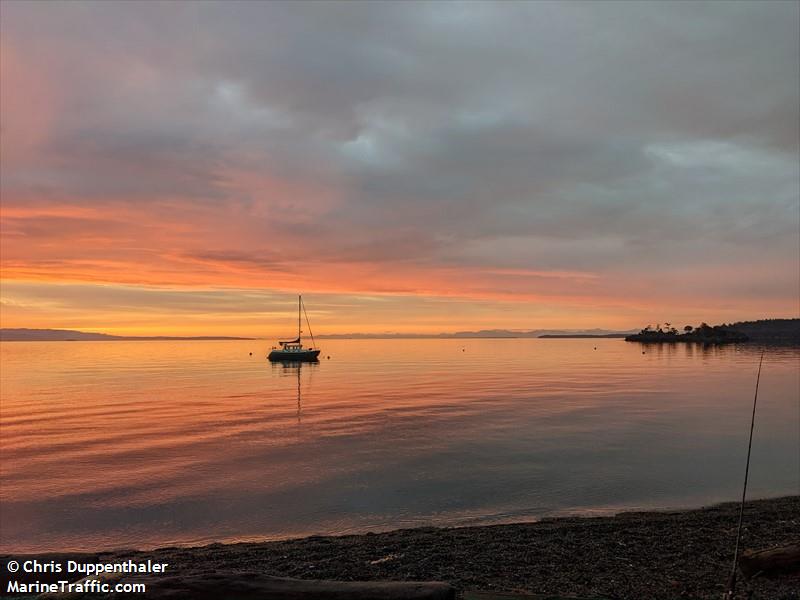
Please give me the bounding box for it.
[298,295,302,341]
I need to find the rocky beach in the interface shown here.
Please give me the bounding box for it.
[3,496,798,599]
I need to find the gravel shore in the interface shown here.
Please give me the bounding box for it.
[3,496,798,599]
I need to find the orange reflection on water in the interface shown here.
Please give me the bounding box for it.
[1,338,798,553]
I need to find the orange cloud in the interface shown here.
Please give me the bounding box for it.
[1,2,797,336]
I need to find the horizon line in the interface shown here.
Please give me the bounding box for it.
[3,320,798,341]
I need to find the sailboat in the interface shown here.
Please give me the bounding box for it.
[267,295,321,362]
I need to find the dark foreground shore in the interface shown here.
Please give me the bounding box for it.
[3,496,798,599]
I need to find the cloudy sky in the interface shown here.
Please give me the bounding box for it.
[1,0,798,335]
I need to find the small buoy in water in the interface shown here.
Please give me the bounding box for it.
[593,347,597,350]
[249,352,252,356]
[642,351,646,354]
[327,355,330,359]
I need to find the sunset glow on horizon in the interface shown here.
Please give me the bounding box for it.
[1,1,798,337]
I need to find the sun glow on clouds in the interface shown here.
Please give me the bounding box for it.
[1,1,798,336]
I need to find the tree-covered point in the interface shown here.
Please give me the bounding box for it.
[625,318,799,344]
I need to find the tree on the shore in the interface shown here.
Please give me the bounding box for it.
[662,322,678,335]
[630,320,754,343]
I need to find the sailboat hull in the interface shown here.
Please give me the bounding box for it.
[267,349,321,362]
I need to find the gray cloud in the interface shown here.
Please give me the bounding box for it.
[2,0,798,300]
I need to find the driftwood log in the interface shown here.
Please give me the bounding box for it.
[38,572,456,599]
[738,543,800,579]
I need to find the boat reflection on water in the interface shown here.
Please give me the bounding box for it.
[271,360,318,423]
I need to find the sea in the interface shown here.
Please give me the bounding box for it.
[1,338,798,553]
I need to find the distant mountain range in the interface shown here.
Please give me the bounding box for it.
[317,328,639,339]
[0,329,252,341]
[1,327,638,341]
[7,322,794,342]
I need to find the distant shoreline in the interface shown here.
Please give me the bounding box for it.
[3,321,797,343]
[0,329,253,342]
[538,333,628,338]
[0,337,254,341]
[0,327,637,342]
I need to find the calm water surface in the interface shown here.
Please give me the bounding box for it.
[1,339,798,552]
